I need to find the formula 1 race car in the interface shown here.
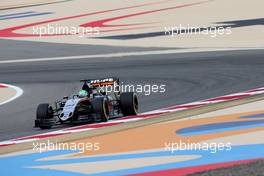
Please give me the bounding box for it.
[35,77,138,129]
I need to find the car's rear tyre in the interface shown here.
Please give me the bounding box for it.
[120,92,138,116]
[92,97,109,122]
[36,103,54,129]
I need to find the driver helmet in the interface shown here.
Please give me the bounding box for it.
[78,90,88,98]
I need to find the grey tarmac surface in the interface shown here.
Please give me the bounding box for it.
[0,39,172,60]
[0,43,264,141]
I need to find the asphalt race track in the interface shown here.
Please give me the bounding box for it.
[0,39,170,60]
[0,42,264,141]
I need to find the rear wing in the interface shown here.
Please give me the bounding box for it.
[80,77,119,87]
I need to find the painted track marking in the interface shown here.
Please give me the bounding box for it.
[0,83,23,106]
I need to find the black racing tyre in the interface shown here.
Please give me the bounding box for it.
[36,103,54,129]
[91,97,109,122]
[120,92,138,116]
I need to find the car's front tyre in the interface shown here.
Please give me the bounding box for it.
[36,103,54,129]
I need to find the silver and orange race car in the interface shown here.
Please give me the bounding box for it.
[35,77,138,129]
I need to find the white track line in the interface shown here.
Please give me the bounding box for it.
[0,83,23,106]
[0,47,263,64]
